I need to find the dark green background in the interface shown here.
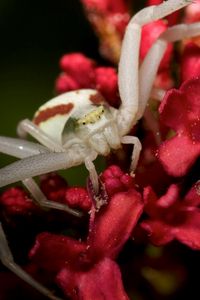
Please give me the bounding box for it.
[0,0,98,136]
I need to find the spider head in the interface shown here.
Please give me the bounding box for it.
[62,102,121,155]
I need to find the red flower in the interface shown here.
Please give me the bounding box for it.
[141,20,173,71]
[80,0,130,63]
[0,187,37,215]
[94,67,120,107]
[181,43,200,82]
[40,173,92,212]
[140,19,174,90]
[29,166,143,299]
[80,0,130,35]
[57,258,129,300]
[40,173,68,203]
[55,73,79,94]
[80,0,129,15]
[65,187,92,212]
[100,165,135,197]
[184,0,200,23]
[154,68,174,90]
[141,182,200,249]
[157,77,200,177]
[55,52,120,107]
[58,53,96,88]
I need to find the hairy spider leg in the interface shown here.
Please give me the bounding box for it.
[0,136,83,217]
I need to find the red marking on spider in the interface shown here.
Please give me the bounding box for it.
[33,103,74,125]
[89,92,105,105]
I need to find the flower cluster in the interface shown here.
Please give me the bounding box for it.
[55,52,120,107]
[1,1,200,300]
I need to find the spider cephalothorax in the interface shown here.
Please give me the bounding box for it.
[32,89,120,156]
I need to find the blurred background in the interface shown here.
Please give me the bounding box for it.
[0,0,98,136]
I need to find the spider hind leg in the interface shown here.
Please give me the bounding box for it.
[0,223,62,300]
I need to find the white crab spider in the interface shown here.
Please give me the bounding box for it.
[0,0,200,299]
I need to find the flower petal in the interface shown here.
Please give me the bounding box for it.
[175,210,200,250]
[29,232,87,273]
[56,258,129,300]
[181,43,200,82]
[141,220,174,246]
[158,134,200,177]
[88,189,143,260]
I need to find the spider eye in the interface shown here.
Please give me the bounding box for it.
[77,105,105,126]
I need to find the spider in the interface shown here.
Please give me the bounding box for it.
[0,1,200,299]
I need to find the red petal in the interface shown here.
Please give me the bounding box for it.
[184,181,200,206]
[185,0,200,23]
[160,77,200,133]
[143,186,159,217]
[158,134,200,177]
[157,184,180,208]
[175,210,200,250]
[88,189,143,259]
[141,220,174,246]
[159,89,188,132]
[181,43,200,82]
[56,258,129,300]
[141,20,172,70]
[29,232,87,273]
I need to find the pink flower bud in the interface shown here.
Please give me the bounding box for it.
[55,73,79,94]
[100,165,134,196]
[65,187,92,212]
[94,67,120,107]
[59,53,96,87]
[0,187,36,215]
[40,173,68,203]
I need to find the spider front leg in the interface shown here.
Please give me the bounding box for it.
[0,136,49,158]
[0,223,62,300]
[0,144,84,217]
[16,120,84,213]
[121,136,142,172]
[22,177,84,216]
[117,0,193,136]
[84,151,99,194]
[17,119,65,152]
[137,22,200,119]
